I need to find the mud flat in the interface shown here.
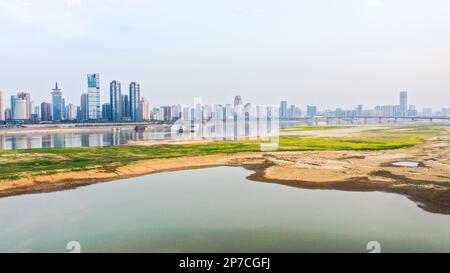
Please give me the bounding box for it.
[0,125,449,215]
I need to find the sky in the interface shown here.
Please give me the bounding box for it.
[1,0,450,110]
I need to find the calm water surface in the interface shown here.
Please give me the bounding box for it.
[3,120,447,150]
[0,129,172,150]
[0,167,449,253]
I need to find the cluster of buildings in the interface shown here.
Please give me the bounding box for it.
[280,91,450,119]
[0,85,449,125]
[150,96,278,122]
[0,74,151,124]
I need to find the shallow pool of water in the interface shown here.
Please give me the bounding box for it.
[0,167,449,253]
[392,161,420,167]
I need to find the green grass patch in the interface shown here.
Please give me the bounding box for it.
[281,125,354,132]
[0,124,446,181]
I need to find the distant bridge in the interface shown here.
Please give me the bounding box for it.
[285,116,450,123]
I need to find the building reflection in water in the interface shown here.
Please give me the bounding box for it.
[1,109,281,151]
[170,105,280,149]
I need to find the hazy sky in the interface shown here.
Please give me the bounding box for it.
[1,0,450,110]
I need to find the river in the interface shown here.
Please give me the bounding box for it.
[1,167,449,253]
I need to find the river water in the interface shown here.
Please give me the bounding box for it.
[0,167,449,253]
[2,120,447,150]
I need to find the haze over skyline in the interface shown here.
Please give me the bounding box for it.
[1,0,450,109]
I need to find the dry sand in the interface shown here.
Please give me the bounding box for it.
[0,125,449,215]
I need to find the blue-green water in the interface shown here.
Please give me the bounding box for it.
[0,167,449,253]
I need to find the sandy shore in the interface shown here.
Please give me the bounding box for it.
[0,124,449,215]
[0,132,449,214]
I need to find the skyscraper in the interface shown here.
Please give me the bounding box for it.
[307,105,317,117]
[234,96,243,108]
[141,97,150,120]
[80,93,89,121]
[11,95,27,120]
[234,95,243,118]
[41,102,52,121]
[121,94,130,119]
[51,82,63,121]
[279,101,287,119]
[34,105,40,120]
[400,91,408,116]
[65,104,77,120]
[110,81,122,121]
[129,82,141,121]
[17,92,31,119]
[356,104,363,116]
[61,98,66,120]
[87,73,101,120]
[102,103,111,120]
[0,91,3,121]
[161,106,172,121]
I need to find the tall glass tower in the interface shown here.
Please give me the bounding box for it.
[87,73,101,120]
[80,93,89,121]
[129,82,141,121]
[51,82,62,121]
[400,91,408,116]
[279,101,287,119]
[110,81,122,121]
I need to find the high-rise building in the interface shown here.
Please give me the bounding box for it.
[0,91,3,121]
[34,105,40,120]
[41,102,52,121]
[356,104,363,116]
[121,94,130,119]
[87,73,101,120]
[102,103,111,120]
[307,105,317,117]
[141,97,150,120]
[80,93,89,121]
[161,106,172,121]
[194,97,203,121]
[374,105,402,117]
[17,92,31,119]
[110,81,122,121]
[4,108,12,120]
[11,95,27,120]
[65,104,77,120]
[76,106,82,120]
[234,95,243,118]
[279,101,287,119]
[400,91,408,116]
[408,105,418,117]
[30,101,35,115]
[171,104,182,120]
[129,82,141,121]
[234,96,243,108]
[182,106,191,121]
[61,98,66,120]
[51,82,63,121]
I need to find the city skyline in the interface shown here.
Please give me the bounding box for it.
[1,75,449,112]
[1,0,450,109]
[2,74,450,118]
[2,75,450,123]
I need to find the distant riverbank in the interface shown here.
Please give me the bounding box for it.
[0,123,171,136]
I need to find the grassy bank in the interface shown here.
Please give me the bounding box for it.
[281,125,354,132]
[0,125,446,181]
